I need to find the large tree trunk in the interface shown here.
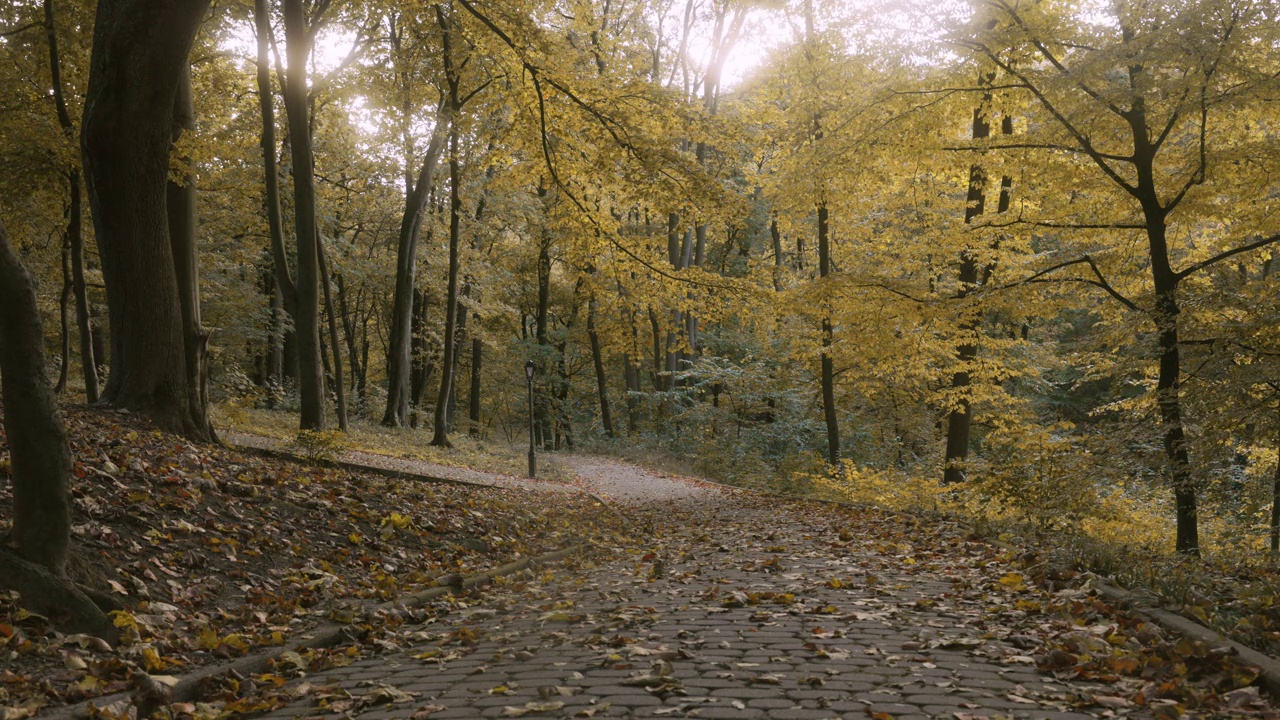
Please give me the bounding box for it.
[81,0,212,441]
[0,217,113,639]
[166,64,215,441]
[383,114,448,427]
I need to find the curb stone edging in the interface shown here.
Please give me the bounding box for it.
[1092,581,1280,696]
[40,544,588,720]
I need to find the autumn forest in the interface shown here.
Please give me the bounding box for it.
[3,0,1280,626]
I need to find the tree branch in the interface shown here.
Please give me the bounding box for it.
[1175,232,1280,280]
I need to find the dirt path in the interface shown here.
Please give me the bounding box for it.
[246,454,1272,720]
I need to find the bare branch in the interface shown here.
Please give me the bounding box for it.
[1175,233,1280,280]
[999,255,1140,310]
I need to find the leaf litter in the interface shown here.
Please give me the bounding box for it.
[0,405,625,717]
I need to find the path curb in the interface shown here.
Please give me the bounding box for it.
[41,544,588,720]
[1092,582,1280,696]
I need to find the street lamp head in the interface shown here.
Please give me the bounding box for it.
[525,360,535,380]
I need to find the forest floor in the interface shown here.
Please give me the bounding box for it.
[2,409,1279,719]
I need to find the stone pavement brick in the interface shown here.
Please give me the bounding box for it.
[237,491,1229,720]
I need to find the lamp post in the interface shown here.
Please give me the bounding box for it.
[525,360,536,478]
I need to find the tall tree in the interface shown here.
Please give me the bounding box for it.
[44,0,97,402]
[80,0,213,440]
[281,0,326,430]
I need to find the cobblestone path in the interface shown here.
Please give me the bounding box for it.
[252,461,1258,720]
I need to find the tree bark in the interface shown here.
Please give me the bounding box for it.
[431,4,462,447]
[0,216,113,639]
[943,94,1010,485]
[166,63,215,441]
[588,298,614,438]
[317,232,348,431]
[255,0,295,319]
[81,0,212,440]
[281,0,326,430]
[45,0,98,403]
[817,203,839,466]
[383,112,448,427]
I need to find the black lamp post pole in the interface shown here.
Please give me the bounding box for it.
[525,361,536,478]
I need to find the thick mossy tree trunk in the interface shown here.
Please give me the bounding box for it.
[0,217,113,639]
[81,0,213,441]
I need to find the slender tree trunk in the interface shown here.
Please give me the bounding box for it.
[770,217,784,291]
[383,114,447,427]
[69,173,96,402]
[817,204,839,466]
[336,273,364,403]
[282,0,326,430]
[56,241,71,393]
[45,0,98,402]
[447,301,467,431]
[647,307,662,390]
[468,337,483,437]
[409,287,432,414]
[81,0,212,440]
[1272,402,1280,556]
[317,233,347,431]
[943,96,1009,484]
[588,298,614,438]
[166,63,214,441]
[430,5,462,447]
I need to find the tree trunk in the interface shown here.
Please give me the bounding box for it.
[254,0,295,320]
[409,287,432,414]
[336,273,364,403]
[317,232,347,431]
[943,96,1009,484]
[430,5,462,447]
[56,240,72,393]
[81,0,212,441]
[166,63,215,441]
[817,203,839,466]
[1272,403,1280,556]
[588,298,614,438]
[282,0,326,430]
[770,217,784,291]
[0,216,112,639]
[468,336,483,437]
[383,113,447,427]
[45,0,98,402]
